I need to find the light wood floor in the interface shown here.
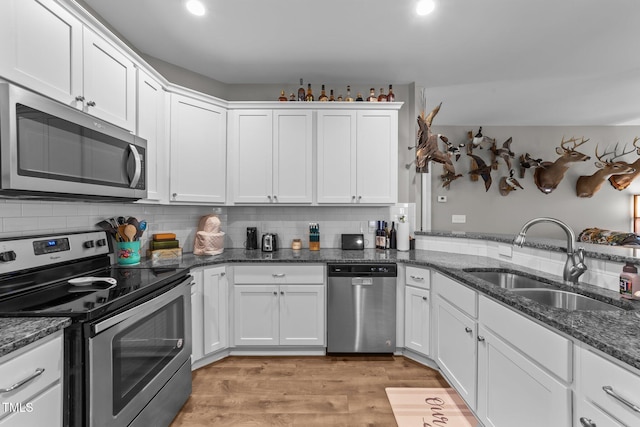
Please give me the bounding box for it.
[170,355,448,427]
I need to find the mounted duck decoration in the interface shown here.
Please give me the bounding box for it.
[518,153,544,178]
[609,137,640,191]
[467,127,495,182]
[499,169,524,196]
[534,136,590,194]
[576,143,635,198]
[440,162,463,190]
[490,137,515,170]
[467,153,493,191]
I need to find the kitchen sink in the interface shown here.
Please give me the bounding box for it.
[464,270,559,290]
[511,289,623,312]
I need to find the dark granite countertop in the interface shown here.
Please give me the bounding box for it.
[0,317,71,358]
[145,247,640,372]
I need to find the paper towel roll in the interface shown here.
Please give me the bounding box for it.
[397,221,410,251]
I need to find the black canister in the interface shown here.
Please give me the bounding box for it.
[246,227,258,250]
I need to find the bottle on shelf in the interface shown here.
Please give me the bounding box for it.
[384,221,390,249]
[377,87,387,102]
[387,84,395,102]
[289,93,296,101]
[367,88,378,102]
[297,78,305,102]
[389,221,397,249]
[375,221,385,249]
[355,91,364,102]
[329,89,335,101]
[345,85,354,102]
[337,93,344,101]
[305,83,314,101]
[318,84,328,101]
[278,90,288,102]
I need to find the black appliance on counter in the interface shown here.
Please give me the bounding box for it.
[261,233,278,252]
[0,231,192,427]
[245,227,258,250]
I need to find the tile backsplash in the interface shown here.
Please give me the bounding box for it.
[0,200,416,252]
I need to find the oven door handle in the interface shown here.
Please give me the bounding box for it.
[93,277,192,335]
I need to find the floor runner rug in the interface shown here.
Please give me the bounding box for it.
[385,387,479,427]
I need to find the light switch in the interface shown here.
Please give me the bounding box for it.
[452,215,466,223]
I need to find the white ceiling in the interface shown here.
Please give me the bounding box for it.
[80,0,640,126]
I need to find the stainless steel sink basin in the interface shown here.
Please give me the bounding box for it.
[511,289,623,312]
[464,270,559,290]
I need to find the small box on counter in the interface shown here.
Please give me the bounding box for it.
[153,233,177,241]
[147,247,183,261]
[150,239,180,250]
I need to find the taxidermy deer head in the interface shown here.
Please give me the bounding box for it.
[608,137,640,191]
[534,136,591,194]
[576,143,635,198]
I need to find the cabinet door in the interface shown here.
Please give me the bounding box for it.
[137,69,166,202]
[273,110,313,203]
[169,93,227,203]
[233,285,279,346]
[82,28,136,130]
[316,110,357,203]
[190,271,204,364]
[434,297,477,410]
[575,398,624,427]
[477,327,571,427]
[279,284,325,346]
[203,267,228,354]
[0,0,82,107]
[229,110,273,203]
[0,383,62,427]
[404,286,430,356]
[356,110,398,204]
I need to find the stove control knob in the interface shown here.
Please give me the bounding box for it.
[96,239,107,247]
[83,240,95,249]
[0,251,16,262]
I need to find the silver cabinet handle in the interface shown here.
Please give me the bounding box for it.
[220,272,226,277]
[75,95,85,102]
[465,327,473,333]
[579,417,596,427]
[267,195,272,201]
[422,296,427,301]
[273,195,278,201]
[280,291,284,295]
[272,273,285,278]
[477,336,485,342]
[87,100,96,107]
[273,291,277,295]
[127,144,143,188]
[352,196,356,200]
[603,386,640,412]
[358,195,362,200]
[0,368,45,393]
[410,275,424,281]
[172,193,177,199]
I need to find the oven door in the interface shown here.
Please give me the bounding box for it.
[88,278,192,427]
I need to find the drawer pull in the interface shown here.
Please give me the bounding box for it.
[410,275,424,281]
[579,417,595,427]
[272,273,285,278]
[603,386,640,412]
[0,368,45,393]
[465,327,473,333]
[422,296,428,301]
[477,336,485,342]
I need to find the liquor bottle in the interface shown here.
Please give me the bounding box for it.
[278,90,288,102]
[387,84,395,102]
[389,221,397,249]
[384,221,390,249]
[337,93,343,101]
[355,92,364,102]
[376,221,385,249]
[289,93,296,101]
[305,83,314,101]
[377,87,387,102]
[345,85,354,102]
[367,88,378,102]
[297,79,305,102]
[318,84,328,101]
[329,89,335,101]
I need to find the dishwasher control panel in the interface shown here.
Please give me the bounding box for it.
[327,263,397,277]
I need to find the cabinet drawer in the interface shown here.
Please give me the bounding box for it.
[580,347,640,426]
[0,333,62,419]
[233,264,324,284]
[434,272,477,318]
[406,266,430,289]
[480,296,571,382]
[0,383,61,426]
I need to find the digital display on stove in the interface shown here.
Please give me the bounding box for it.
[33,238,70,255]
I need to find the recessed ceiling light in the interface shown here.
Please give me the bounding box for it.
[416,0,436,16]
[185,0,206,16]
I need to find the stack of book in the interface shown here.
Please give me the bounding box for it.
[147,233,182,260]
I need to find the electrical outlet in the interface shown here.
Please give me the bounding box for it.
[368,220,376,232]
[437,196,447,203]
[452,214,466,224]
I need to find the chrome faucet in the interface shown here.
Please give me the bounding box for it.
[513,217,587,284]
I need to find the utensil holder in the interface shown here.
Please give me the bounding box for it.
[117,241,141,265]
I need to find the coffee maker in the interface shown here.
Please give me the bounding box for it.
[245,227,258,250]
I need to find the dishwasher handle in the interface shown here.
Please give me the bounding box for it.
[351,277,373,286]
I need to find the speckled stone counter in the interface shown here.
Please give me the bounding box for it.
[0,317,71,358]
[141,247,640,372]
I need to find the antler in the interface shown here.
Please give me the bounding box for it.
[633,136,640,154]
[560,136,590,151]
[595,143,634,163]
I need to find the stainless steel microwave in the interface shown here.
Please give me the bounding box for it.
[0,82,146,201]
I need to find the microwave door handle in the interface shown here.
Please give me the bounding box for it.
[127,144,142,188]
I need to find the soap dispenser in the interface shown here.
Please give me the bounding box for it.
[619,262,639,295]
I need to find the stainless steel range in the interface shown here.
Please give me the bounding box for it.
[0,230,192,427]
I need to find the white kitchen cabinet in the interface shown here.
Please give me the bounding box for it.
[0,0,136,130]
[190,271,204,364]
[0,331,63,426]
[316,109,398,204]
[404,286,430,356]
[229,109,313,204]
[169,92,227,204]
[203,266,228,354]
[233,264,325,347]
[136,69,166,203]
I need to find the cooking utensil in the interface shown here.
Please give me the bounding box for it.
[117,224,128,242]
[68,277,117,286]
[126,217,140,239]
[117,216,126,226]
[123,224,137,242]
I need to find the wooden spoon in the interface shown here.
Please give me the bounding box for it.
[117,224,127,242]
[123,224,137,242]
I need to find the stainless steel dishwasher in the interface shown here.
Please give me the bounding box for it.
[327,263,397,353]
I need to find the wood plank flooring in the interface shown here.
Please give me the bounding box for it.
[170,355,448,427]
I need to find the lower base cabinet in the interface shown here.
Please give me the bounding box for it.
[190,266,228,365]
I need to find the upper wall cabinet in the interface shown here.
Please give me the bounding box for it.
[0,0,136,131]
[169,92,227,204]
[317,109,398,204]
[228,109,313,204]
